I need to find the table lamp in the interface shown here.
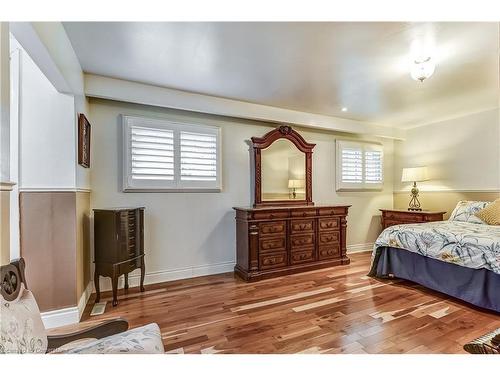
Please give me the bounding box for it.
[288,179,304,199]
[401,167,429,211]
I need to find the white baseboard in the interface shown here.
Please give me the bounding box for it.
[77,281,94,319]
[41,282,93,329]
[41,307,80,329]
[93,261,236,293]
[346,242,374,254]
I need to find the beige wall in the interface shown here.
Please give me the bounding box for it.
[0,190,10,265]
[20,192,77,312]
[393,109,500,216]
[394,109,500,192]
[89,98,394,286]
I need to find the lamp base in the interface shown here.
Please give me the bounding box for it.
[407,182,422,211]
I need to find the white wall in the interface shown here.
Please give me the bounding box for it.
[394,109,500,192]
[89,98,394,284]
[18,42,76,189]
[10,22,90,190]
[0,23,10,183]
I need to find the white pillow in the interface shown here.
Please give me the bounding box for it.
[449,200,490,224]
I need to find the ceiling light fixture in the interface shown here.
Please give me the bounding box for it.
[341,107,348,112]
[410,56,435,82]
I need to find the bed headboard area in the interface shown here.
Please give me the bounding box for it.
[393,191,500,220]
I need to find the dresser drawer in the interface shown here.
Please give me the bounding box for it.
[290,219,314,234]
[319,218,340,231]
[259,237,286,253]
[318,245,340,260]
[290,248,314,265]
[290,209,316,218]
[318,231,340,245]
[259,252,287,269]
[384,211,424,221]
[290,233,315,249]
[259,221,286,236]
[253,211,289,220]
[318,207,347,216]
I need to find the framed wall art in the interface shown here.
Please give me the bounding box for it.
[78,113,91,168]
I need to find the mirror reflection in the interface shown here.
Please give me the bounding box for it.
[261,139,306,201]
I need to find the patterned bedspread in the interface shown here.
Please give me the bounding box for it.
[373,221,500,275]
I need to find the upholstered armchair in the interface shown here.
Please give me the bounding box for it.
[0,258,164,354]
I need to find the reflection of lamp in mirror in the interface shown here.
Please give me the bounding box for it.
[401,167,429,211]
[288,179,304,199]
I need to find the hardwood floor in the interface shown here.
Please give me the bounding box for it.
[80,252,499,354]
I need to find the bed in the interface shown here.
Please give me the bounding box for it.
[369,200,500,313]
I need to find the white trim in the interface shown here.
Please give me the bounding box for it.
[94,261,235,292]
[77,281,93,320]
[0,181,16,191]
[85,74,404,140]
[346,243,374,254]
[9,22,72,94]
[393,188,500,194]
[18,187,91,192]
[41,307,79,329]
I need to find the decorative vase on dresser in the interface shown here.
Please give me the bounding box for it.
[234,125,350,281]
[93,207,146,306]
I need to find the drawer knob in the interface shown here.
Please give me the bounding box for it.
[302,212,307,217]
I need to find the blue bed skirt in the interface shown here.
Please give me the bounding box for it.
[368,247,500,313]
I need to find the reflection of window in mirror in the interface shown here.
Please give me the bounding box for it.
[261,139,305,201]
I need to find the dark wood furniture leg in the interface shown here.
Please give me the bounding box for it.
[124,273,129,290]
[111,265,118,307]
[94,270,100,303]
[140,260,145,292]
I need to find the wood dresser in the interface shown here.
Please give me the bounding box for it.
[93,207,145,306]
[380,209,446,230]
[234,205,350,281]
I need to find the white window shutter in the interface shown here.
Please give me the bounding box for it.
[364,150,383,184]
[123,116,221,191]
[336,140,383,191]
[341,148,363,183]
[180,131,217,181]
[130,126,175,181]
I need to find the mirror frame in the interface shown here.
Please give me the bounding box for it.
[252,125,316,207]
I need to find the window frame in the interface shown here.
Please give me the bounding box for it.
[335,140,383,192]
[122,115,222,192]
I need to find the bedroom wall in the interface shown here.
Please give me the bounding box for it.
[393,109,500,217]
[89,98,394,289]
[0,23,11,265]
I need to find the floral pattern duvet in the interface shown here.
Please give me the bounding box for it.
[373,221,500,275]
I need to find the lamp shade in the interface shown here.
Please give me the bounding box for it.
[401,167,429,182]
[288,179,305,189]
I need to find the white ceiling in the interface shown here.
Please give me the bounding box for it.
[63,22,499,128]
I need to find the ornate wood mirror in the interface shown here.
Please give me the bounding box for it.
[252,125,315,207]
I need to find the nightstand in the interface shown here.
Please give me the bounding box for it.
[380,209,446,230]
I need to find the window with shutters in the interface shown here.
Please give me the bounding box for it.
[335,140,383,191]
[122,115,221,191]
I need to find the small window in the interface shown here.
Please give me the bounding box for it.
[123,116,221,192]
[336,140,383,191]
